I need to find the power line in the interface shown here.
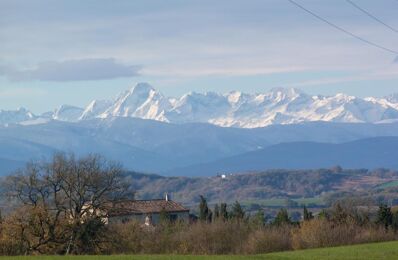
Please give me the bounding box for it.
[346,0,398,33]
[287,0,398,55]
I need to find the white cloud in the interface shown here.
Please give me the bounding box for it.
[1,1,397,79]
[0,58,141,82]
[0,87,47,98]
[286,64,398,88]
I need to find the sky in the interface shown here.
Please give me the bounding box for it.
[1,0,398,113]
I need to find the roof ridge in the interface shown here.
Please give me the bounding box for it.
[106,198,189,216]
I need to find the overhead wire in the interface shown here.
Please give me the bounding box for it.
[346,0,398,34]
[287,0,398,55]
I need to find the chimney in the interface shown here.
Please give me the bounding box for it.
[165,192,169,201]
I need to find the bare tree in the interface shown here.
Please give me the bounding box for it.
[3,153,133,254]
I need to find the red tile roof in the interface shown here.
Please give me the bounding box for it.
[106,199,189,217]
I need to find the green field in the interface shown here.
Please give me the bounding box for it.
[242,197,325,207]
[2,240,398,259]
[375,180,398,189]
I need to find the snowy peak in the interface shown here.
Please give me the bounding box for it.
[1,83,398,128]
[99,82,170,121]
[52,105,84,122]
[226,91,243,103]
[167,91,231,123]
[386,93,398,103]
[129,82,156,96]
[80,100,112,120]
[268,87,304,99]
[0,107,35,126]
[50,85,398,127]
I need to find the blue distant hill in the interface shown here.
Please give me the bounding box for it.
[0,118,398,176]
[169,137,398,176]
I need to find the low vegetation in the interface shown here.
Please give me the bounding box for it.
[1,154,398,256]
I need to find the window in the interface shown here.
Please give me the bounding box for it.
[169,214,178,222]
[122,217,130,224]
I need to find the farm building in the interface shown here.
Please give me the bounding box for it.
[105,196,190,225]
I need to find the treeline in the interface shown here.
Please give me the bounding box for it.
[108,201,398,255]
[0,153,398,255]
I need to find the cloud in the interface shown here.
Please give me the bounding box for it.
[0,87,47,98]
[0,58,141,81]
[285,68,398,88]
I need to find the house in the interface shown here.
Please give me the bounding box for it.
[105,195,190,226]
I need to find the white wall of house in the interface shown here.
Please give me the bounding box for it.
[108,211,189,225]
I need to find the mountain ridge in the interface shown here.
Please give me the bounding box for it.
[169,136,398,176]
[1,118,398,176]
[2,83,398,128]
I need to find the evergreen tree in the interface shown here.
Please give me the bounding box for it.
[199,195,209,222]
[317,209,329,220]
[213,204,220,221]
[303,205,313,221]
[231,201,245,220]
[252,209,265,226]
[273,208,291,226]
[207,209,213,223]
[220,203,228,221]
[392,211,398,231]
[376,204,393,229]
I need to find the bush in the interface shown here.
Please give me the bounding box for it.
[292,218,397,250]
[174,220,250,254]
[244,225,292,254]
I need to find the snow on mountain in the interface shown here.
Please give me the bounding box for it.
[1,83,398,128]
[386,93,398,104]
[99,82,171,122]
[51,105,84,122]
[0,107,35,126]
[79,99,113,120]
[81,84,398,128]
[166,91,231,123]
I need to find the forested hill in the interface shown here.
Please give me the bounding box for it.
[124,168,398,206]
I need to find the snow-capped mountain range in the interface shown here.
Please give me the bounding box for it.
[2,83,398,128]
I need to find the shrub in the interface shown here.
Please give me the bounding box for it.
[106,220,144,254]
[292,218,397,250]
[244,225,292,254]
[173,220,250,254]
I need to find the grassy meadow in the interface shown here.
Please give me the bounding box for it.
[375,180,398,190]
[241,197,325,207]
[1,240,397,260]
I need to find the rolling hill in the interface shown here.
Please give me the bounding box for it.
[0,119,398,176]
[170,137,398,176]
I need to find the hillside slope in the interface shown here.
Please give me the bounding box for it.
[1,119,398,176]
[126,168,398,205]
[170,137,398,176]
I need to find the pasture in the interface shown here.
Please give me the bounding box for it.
[1,240,397,260]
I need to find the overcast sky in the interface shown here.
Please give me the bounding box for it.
[1,0,398,113]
